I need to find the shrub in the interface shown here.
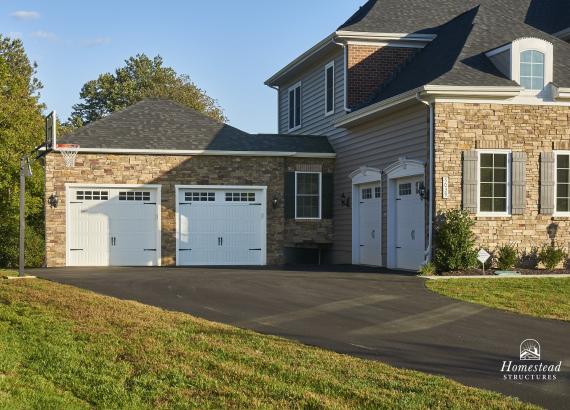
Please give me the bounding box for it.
[418,262,437,276]
[433,209,478,272]
[496,244,519,271]
[538,244,567,270]
[520,247,539,269]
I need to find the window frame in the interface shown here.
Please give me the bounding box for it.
[554,151,570,216]
[324,61,335,116]
[476,149,512,217]
[294,171,322,220]
[288,81,302,131]
[520,49,545,91]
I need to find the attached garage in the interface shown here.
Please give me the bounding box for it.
[66,184,161,266]
[176,186,266,266]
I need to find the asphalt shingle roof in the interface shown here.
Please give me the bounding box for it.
[60,99,334,154]
[338,0,570,108]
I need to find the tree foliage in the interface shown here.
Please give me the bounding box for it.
[0,35,46,267]
[68,54,225,126]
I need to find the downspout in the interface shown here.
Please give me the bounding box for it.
[267,84,280,132]
[416,93,434,263]
[332,37,351,113]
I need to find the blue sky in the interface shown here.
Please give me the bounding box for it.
[0,1,363,133]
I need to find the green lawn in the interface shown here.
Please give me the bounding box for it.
[427,278,570,321]
[0,275,536,409]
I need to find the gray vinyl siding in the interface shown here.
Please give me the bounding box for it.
[275,49,428,265]
[278,50,345,137]
[331,105,429,264]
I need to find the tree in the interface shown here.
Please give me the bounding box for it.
[68,54,225,126]
[0,35,46,267]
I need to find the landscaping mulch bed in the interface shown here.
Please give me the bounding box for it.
[441,268,570,276]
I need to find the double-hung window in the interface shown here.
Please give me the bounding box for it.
[479,152,510,214]
[556,153,570,213]
[324,61,334,116]
[295,172,321,219]
[288,82,302,131]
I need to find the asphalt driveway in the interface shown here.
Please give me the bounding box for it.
[34,266,569,409]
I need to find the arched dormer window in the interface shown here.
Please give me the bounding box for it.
[520,50,545,90]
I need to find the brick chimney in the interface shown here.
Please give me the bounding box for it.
[346,44,417,109]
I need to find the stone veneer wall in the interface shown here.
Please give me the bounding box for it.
[434,102,570,252]
[45,153,334,267]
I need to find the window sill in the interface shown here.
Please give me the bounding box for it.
[475,213,512,220]
[287,126,302,133]
[325,110,335,117]
[294,218,322,222]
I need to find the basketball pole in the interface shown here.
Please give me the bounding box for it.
[19,157,26,277]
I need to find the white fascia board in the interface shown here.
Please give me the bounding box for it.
[556,87,570,100]
[52,147,336,158]
[335,88,421,127]
[265,31,436,87]
[485,43,511,58]
[265,33,337,86]
[335,30,436,42]
[422,85,523,97]
[335,85,523,127]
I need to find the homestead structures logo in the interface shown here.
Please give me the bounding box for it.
[500,339,562,381]
[520,339,540,360]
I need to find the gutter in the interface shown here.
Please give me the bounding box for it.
[416,93,434,264]
[335,85,522,128]
[46,147,336,158]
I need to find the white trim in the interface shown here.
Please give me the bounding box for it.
[385,159,425,269]
[174,185,267,266]
[264,31,435,87]
[476,149,512,217]
[344,40,426,49]
[335,30,436,42]
[294,171,322,220]
[511,38,553,93]
[349,167,382,266]
[48,147,335,158]
[288,81,302,132]
[65,183,162,267]
[324,60,335,116]
[335,86,524,128]
[553,151,570,217]
[485,43,512,58]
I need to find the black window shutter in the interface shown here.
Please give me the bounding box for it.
[322,173,334,219]
[284,172,296,219]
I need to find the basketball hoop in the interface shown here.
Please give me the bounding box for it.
[57,144,80,167]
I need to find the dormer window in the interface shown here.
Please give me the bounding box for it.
[520,50,545,90]
[486,37,553,94]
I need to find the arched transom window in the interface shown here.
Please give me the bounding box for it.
[520,50,545,90]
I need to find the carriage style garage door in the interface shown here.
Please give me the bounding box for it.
[66,185,160,266]
[177,186,266,266]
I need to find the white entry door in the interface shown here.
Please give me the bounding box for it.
[395,177,425,270]
[67,187,160,266]
[177,187,265,265]
[358,183,381,266]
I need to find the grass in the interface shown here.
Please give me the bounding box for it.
[427,278,570,321]
[0,275,536,409]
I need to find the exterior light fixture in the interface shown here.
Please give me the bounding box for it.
[48,193,59,208]
[272,194,280,209]
[341,193,351,208]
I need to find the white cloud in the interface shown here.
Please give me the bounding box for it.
[30,30,57,40]
[10,10,40,20]
[82,36,111,47]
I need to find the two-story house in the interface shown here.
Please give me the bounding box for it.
[265,0,570,270]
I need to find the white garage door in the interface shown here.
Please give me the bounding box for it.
[67,186,160,266]
[395,177,425,271]
[177,187,266,266]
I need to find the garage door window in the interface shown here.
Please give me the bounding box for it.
[76,190,109,200]
[119,191,151,201]
[225,192,256,202]
[185,192,215,202]
[295,172,321,219]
